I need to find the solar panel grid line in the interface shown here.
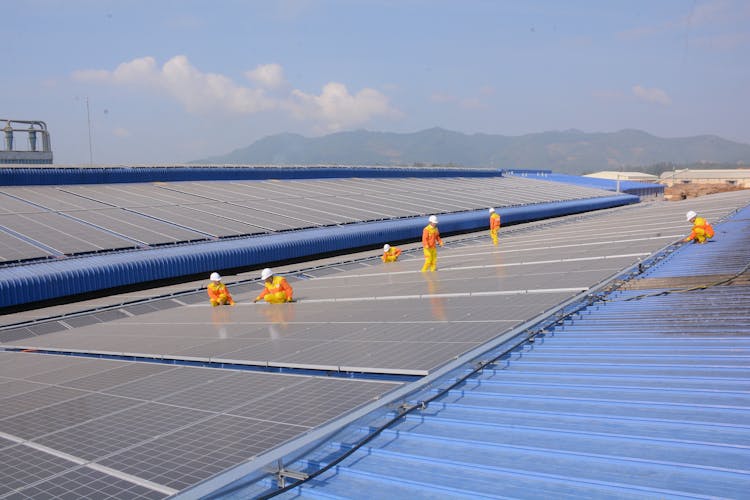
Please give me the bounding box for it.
[333,196,404,218]
[54,186,121,208]
[0,432,179,497]
[223,202,325,228]
[230,199,341,226]
[127,205,243,238]
[3,212,136,255]
[0,220,65,257]
[0,191,49,214]
[293,196,393,220]
[1,187,106,212]
[54,210,151,247]
[0,229,54,261]
[276,198,361,222]
[88,184,180,208]
[156,183,254,203]
[111,184,212,205]
[175,204,285,233]
[0,443,81,498]
[64,208,208,245]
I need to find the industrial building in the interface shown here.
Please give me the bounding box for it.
[1,166,748,499]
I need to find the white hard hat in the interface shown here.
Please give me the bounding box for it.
[686,210,697,221]
[261,268,273,280]
[489,207,495,213]
[428,215,438,224]
[210,272,221,282]
[383,244,390,252]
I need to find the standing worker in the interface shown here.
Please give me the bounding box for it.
[253,268,294,303]
[489,207,501,246]
[382,244,402,263]
[207,272,235,307]
[421,215,444,272]
[684,210,714,244]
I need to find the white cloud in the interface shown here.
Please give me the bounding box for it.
[618,0,749,42]
[72,56,399,129]
[286,82,399,131]
[632,85,672,105]
[245,63,286,89]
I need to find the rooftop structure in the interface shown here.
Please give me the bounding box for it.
[1,168,745,499]
[660,168,750,187]
[584,170,659,182]
[0,119,53,164]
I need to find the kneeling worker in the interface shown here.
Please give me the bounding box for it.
[683,210,714,244]
[253,268,294,303]
[207,272,235,306]
[382,244,402,263]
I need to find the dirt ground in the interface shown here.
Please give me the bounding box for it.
[663,183,749,201]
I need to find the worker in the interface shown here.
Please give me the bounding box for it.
[683,210,715,244]
[421,215,444,272]
[382,243,402,263]
[489,207,501,246]
[253,268,294,303]
[207,272,235,307]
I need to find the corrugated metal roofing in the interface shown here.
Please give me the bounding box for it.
[214,198,750,499]
[508,171,664,198]
[0,182,636,308]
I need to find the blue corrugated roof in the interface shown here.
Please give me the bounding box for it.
[506,171,664,198]
[244,206,750,499]
[0,195,636,308]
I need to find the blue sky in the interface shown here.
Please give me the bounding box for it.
[3,0,749,164]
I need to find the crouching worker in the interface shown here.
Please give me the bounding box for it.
[253,268,294,303]
[207,272,235,306]
[684,210,715,244]
[382,244,402,263]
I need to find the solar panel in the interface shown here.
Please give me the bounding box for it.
[0,352,401,498]
[0,191,47,214]
[64,208,208,244]
[0,230,52,261]
[1,186,111,211]
[0,212,136,254]
[131,205,265,237]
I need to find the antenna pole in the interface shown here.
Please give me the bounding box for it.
[86,96,93,165]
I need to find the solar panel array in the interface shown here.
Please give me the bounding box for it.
[0,352,400,498]
[5,191,750,379]
[4,185,749,498]
[0,176,613,263]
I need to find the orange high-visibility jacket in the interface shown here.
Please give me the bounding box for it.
[687,216,715,241]
[382,247,402,262]
[207,282,234,303]
[490,212,501,230]
[422,224,443,249]
[256,276,294,302]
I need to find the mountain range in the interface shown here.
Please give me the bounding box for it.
[192,128,750,175]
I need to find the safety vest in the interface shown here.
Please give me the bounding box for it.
[258,276,293,301]
[207,282,232,301]
[490,213,501,230]
[422,224,443,248]
[690,217,715,240]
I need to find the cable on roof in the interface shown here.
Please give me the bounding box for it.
[249,294,601,500]
[619,259,750,302]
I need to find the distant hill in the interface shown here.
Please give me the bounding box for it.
[192,128,750,175]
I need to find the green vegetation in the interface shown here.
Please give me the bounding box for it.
[192,128,750,176]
